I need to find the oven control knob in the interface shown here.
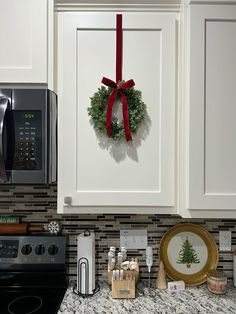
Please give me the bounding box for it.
[48,244,59,255]
[21,244,32,255]
[35,244,45,255]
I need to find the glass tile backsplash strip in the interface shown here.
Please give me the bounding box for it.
[0,185,235,281]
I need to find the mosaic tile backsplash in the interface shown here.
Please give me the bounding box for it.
[0,184,235,283]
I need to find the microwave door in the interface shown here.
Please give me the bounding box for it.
[0,97,10,183]
[10,89,46,184]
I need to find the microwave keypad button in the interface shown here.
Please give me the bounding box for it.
[12,110,42,171]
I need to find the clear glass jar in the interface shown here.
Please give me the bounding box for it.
[207,270,227,295]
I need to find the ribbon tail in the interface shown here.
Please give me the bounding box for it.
[106,90,118,137]
[121,93,132,141]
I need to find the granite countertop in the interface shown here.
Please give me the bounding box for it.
[58,281,236,314]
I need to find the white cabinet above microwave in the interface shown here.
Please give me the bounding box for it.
[57,11,177,214]
[0,0,54,87]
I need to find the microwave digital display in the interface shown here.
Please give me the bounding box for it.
[23,113,36,120]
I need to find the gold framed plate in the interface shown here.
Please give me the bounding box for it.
[159,223,219,286]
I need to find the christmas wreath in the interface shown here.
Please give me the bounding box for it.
[88,81,146,141]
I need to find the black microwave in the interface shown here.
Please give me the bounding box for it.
[0,89,57,184]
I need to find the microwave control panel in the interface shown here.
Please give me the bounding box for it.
[13,111,42,170]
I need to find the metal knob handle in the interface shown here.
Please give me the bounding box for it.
[0,97,10,183]
[64,196,72,205]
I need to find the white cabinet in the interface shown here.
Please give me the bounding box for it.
[0,0,54,85]
[181,3,236,217]
[57,12,177,213]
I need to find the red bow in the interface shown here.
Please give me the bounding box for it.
[102,77,135,141]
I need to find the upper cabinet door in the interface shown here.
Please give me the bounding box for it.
[188,5,236,210]
[57,12,176,213]
[0,0,48,83]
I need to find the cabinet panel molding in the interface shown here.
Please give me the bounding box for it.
[57,12,176,213]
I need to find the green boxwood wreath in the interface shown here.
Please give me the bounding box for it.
[88,82,146,141]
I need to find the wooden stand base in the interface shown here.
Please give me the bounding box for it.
[108,269,139,299]
[112,278,135,299]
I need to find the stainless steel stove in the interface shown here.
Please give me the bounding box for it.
[0,235,67,314]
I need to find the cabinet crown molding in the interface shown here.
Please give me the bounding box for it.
[55,0,180,11]
[189,0,236,4]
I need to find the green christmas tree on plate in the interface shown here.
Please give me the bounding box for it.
[176,237,200,268]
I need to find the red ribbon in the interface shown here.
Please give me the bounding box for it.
[116,14,122,83]
[102,77,135,141]
[102,14,135,141]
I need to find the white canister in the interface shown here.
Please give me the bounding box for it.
[234,251,236,287]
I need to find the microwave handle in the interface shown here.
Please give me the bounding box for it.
[0,96,10,182]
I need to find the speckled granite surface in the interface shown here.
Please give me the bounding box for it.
[58,281,236,314]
